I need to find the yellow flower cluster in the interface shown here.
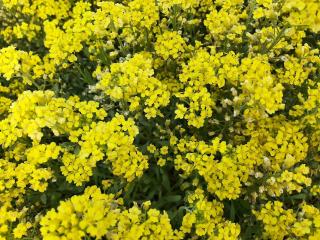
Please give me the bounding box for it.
[264,164,311,197]
[238,56,284,114]
[155,31,187,60]
[205,2,247,44]
[62,114,148,185]
[3,143,60,194]
[172,136,242,200]
[180,189,240,239]
[283,0,320,33]
[254,201,297,240]
[0,0,320,239]
[127,0,159,30]
[235,139,264,183]
[276,45,320,86]
[95,53,171,119]
[175,49,239,127]
[41,186,178,240]
[262,121,309,171]
[311,185,320,197]
[0,90,148,196]
[291,83,320,150]
[0,204,24,240]
[158,0,200,15]
[1,0,71,20]
[13,222,32,239]
[255,201,320,239]
[0,90,106,146]
[0,46,42,84]
[0,96,11,115]
[1,22,41,43]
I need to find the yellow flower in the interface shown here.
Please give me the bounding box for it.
[13,222,32,239]
[155,31,187,60]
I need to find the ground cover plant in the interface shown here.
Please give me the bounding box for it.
[0,0,320,239]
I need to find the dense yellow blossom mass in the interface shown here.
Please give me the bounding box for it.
[0,0,320,239]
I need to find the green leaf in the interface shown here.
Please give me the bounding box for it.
[154,195,182,209]
[161,169,171,192]
[40,194,47,205]
[289,193,307,200]
[230,201,235,221]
